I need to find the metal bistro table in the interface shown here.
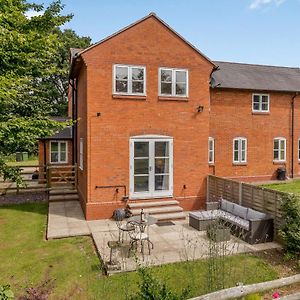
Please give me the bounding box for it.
[127,214,157,258]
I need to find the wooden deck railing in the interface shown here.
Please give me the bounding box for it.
[0,164,77,195]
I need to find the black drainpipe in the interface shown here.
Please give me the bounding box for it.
[70,78,76,165]
[291,93,299,178]
[74,78,78,165]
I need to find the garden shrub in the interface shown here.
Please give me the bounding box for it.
[130,267,190,300]
[279,194,300,257]
[0,285,14,300]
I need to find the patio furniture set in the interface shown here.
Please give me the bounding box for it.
[189,198,274,244]
[107,209,157,269]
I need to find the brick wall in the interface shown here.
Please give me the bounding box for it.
[209,88,300,181]
[78,16,214,219]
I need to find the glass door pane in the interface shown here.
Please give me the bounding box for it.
[133,142,149,193]
[154,141,169,191]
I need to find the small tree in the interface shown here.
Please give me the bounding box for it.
[279,194,300,257]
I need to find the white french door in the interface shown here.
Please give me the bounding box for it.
[129,136,173,199]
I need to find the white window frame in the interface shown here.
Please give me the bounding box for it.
[50,141,68,164]
[79,138,83,170]
[113,64,146,96]
[208,137,214,164]
[233,137,247,164]
[273,137,286,162]
[159,67,189,97]
[252,94,270,112]
[129,135,173,199]
[298,139,300,161]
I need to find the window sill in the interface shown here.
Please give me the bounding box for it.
[252,111,270,115]
[273,160,286,165]
[158,96,189,102]
[112,94,146,100]
[232,163,247,166]
[208,163,215,166]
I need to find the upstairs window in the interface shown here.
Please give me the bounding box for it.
[274,137,286,162]
[208,137,214,164]
[113,65,145,95]
[233,137,247,164]
[50,141,67,164]
[159,68,188,97]
[252,94,269,112]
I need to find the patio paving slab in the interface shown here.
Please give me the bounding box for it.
[47,201,283,274]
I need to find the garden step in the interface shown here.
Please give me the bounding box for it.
[154,212,186,222]
[130,205,183,216]
[128,200,179,209]
[49,194,79,202]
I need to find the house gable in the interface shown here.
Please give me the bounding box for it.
[76,13,215,68]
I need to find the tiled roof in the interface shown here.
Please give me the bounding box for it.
[212,61,300,92]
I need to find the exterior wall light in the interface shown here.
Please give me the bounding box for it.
[197,105,204,113]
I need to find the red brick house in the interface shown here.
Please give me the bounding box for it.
[38,13,300,220]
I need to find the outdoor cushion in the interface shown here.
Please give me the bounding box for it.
[221,213,250,230]
[233,203,248,219]
[189,210,220,220]
[247,208,266,220]
[220,199,235,214]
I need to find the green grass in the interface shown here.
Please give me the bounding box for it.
[261,180,300,195]
[0,202,279,299]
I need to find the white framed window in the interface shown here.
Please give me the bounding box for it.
[233,137,247,164]
[273,137,286,162]
[79,138,83,170]
[113,64,146,95]
[208,137,214,164]
[252,94,269,112]
[50,141,67,164]
[129,135,173,199]
[159,68,188,97]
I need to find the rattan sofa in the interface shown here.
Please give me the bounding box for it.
[189,199,274,244]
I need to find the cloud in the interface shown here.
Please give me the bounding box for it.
[249,0,286,9]
[25,9,44,19]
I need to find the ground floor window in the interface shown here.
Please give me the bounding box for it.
[233,137,247,164]
[129,135,173,199]
[208,137,214,164]
[273,137,286,162]
[50,141,67,164]
[79,138,83,170]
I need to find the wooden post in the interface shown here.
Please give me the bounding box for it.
[207,175,210,203]
[239,181,243,205]
[46,165,51,189]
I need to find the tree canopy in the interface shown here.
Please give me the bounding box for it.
[0,0,91,178]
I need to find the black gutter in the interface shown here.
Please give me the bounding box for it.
[291,93,299,178]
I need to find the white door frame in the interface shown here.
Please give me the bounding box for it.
[129,135,173,199]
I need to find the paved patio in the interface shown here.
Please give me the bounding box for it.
[47,201,282,274]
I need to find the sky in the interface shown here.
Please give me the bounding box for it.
[28,0,300,67]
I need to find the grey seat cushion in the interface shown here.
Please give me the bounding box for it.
[220,212,250,230]
[233,203,248,219]
[189,210,221,220]
[247,208,266,220]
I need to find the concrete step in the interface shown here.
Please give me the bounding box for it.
[131,205,183,216]
[49,189,77,195]
[154,212,186,221]
[49,194,79,202]
[128,200,179,209]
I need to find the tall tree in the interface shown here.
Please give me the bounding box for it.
[0,0,90,180]
[42,29,91,116]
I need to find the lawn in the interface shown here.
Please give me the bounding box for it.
[261,180,300,195]
[0,202,279,299]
